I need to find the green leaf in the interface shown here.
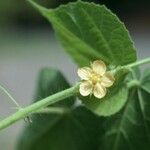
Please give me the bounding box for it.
[81,83,128,116]
[27,0,137,116]
[79,69,129,116]
[18,107,102,150]
[99,89,150,150]
[98,69,150,150]
[17,68,101,150]
[28,0,137,67]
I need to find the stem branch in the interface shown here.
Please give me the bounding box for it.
[125,57,150,69]
[0,83,79,131]
[0,57,149,131]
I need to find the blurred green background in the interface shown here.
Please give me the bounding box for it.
[0,0,150,150]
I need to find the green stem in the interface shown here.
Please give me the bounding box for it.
[127,80,140,89]
[112,57,150,74]
[125,57,150,69]
[0,57,149,131]
[35,107,69,114]
[0,83,79,131]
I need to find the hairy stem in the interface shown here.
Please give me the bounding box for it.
[112,57,150,75]
[125,57,150,69]
[0,57,149,131]
[0,83,79,131]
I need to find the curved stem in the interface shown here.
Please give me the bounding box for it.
[0,58,149,131]
[0,83,79,131]
[127,80,141,89]
[112,57,150,75]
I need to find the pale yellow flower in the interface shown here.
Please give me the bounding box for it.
[77,60,115,99]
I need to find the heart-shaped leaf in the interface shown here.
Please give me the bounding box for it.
[28,0,137,67]
[28,0,136,116]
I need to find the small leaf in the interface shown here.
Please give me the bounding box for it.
[79,69,129,116]
[80,82,128,116]
[28,0,137,67]
[18,68,101,150]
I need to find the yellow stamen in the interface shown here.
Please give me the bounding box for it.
[90,72,101,85]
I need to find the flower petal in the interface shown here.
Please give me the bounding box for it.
[77,67,92,80]
[101,72,115,87]
[93,83,106,99]
[91,60,106,76]
[79,81,93,96]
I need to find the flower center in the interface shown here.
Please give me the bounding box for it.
[90,72,101,85]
